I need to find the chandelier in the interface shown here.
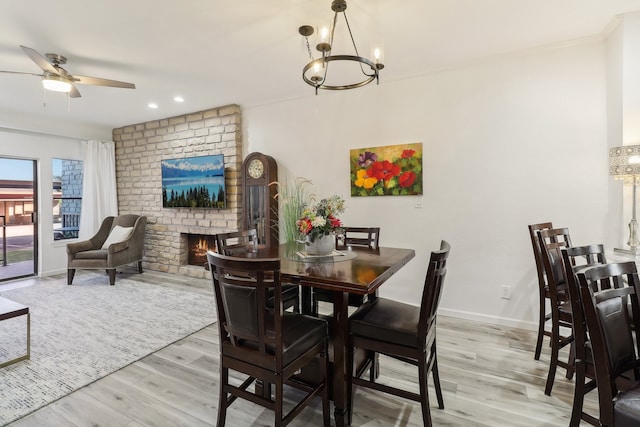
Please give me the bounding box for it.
[298,0,384,94]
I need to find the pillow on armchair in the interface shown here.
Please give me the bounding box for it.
[101,225,134,249]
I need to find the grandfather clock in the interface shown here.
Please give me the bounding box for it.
[242,152,279,247]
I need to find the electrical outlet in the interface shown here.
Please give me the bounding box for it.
[501,285,511,300]
[415,197,423,208]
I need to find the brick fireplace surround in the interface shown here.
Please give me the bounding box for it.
[113,104,242,279]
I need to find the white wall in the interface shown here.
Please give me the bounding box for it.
[243,40,612,329]
[607,19,625,249]
[0,128,83,275]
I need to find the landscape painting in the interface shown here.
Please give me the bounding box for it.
[161,154,226,208]
[350,142,423,197]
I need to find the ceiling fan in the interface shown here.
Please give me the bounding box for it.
[0,45,135,98]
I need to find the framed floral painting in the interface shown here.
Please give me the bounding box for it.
[350,142,423,197]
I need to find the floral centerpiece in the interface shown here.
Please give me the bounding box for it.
[297,195,345,242]
[272,177,346,254]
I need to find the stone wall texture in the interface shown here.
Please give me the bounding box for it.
[112,105,242,278]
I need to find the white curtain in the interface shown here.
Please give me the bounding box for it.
[78,140,118,239]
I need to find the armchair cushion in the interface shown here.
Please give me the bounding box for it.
[102,225,134,249]
[75,249,108,260]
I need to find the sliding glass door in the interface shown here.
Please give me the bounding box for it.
[0,157,37,281]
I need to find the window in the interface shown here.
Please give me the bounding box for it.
[52,159,83,240]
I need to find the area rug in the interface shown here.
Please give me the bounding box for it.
[0,275,216,426]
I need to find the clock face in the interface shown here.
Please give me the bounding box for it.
[248,158,264,179]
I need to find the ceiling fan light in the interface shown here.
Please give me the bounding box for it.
[42,75,72,93]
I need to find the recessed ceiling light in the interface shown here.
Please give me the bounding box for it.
[148,103,159,109]
[174,96,184,103]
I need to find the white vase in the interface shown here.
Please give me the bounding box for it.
[305,234,335,256]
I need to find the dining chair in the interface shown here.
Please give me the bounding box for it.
[528,222,557,360]
[348,240,450,427]
[312,226,381,316]
[207,251,330,427]
[577,261,640,427]
[215,229,300,312]
[537,227,575,395]
[561,244,607,427]
[337,227,381,250]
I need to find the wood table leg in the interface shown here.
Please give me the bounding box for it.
[301,286,312,315]
[332,290,349,427]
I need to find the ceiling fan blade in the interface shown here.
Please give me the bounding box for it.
[71,75,135,89]
[0,70,41,76]
[20,45,58,74]
[69,83,81,98]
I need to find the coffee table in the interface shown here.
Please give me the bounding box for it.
[0,297,30,368]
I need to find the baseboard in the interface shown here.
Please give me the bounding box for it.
[438,307,537,332]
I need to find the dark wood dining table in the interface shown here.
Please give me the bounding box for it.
[234,242,415,427]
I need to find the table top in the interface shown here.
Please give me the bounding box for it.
[232,243,416,295]
[0,297,28,320]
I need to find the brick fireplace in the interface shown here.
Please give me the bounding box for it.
[113,104,243,279]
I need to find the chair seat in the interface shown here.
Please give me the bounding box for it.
[350,298,419,349]
[238,313,327,366]
[75,249,108,260]
[614,381,640,427]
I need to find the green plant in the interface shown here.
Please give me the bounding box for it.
[272,177,315,243]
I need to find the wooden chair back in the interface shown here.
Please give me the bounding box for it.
[418,240,451,342]
[537,227,572,301]
[561,244,607,347]
[207,251,284,365]
[528,222,554,293]
[577,262,640,426]
[338,227,380,249]
[215,229,258,256]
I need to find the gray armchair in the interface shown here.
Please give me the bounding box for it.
[67,214,147,286]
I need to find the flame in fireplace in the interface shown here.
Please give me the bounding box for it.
[193,238,211,258]
[187,234,216,266]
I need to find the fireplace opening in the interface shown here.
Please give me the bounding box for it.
[187,234,216,266]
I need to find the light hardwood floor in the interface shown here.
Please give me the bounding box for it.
[4,269,595,426]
